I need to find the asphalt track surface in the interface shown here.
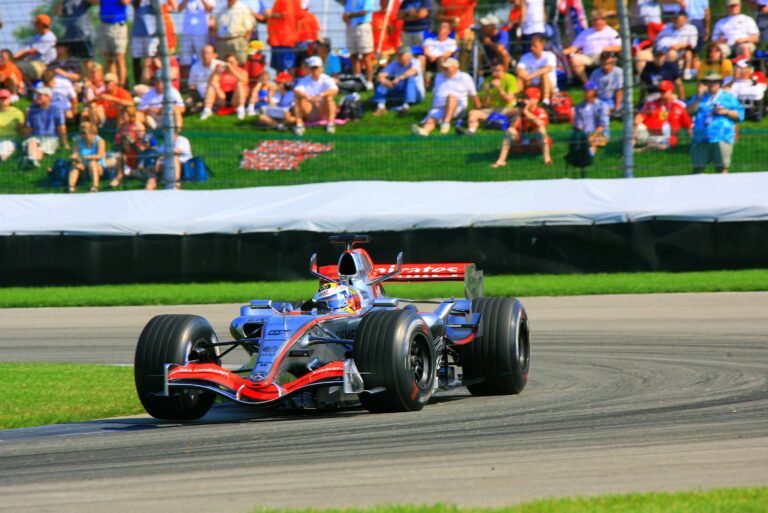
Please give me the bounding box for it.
[1,293,767,513]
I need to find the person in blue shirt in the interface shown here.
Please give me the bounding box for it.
[687,72,744,174]
[573,81,610,157]
[373,46,425,115]
[343,0,376,87]
[22,87,69,167]
[398,0,432,48]
[54,0,94,63]
[480,15,511,71]
[98,0,131,86]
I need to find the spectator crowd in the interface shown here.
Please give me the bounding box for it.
[1,0,766,189]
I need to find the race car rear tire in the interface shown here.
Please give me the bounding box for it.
[353,309,436,413]
[461,297,530,396]
[134,314,218,420]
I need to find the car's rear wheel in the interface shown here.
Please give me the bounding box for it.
[460,297,530,395]
[134,314,218,420]
[353,310,436,413]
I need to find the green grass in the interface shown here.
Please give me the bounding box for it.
[247,488,768,513]
[0,363,143,430]
[1,269,767,308]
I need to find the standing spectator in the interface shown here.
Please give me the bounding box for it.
[520,0,546,44]
[0,49,25,98]
[651,11,698,80]
[316,39,343,78]
[686,0,710,75]
[137,72,186,129]
[563,9,621,85]
[98,0,131,87]
[216,0,256,66]
[479,16,511,71]
[186,44,223,113]
[200,54,249,120]
[756,0,768,48]
[41,70,78,122]
[712,0,759,59]
[397,0,432,49]
[591,0,618,28]
[573,81,610,156]
[257,71,297,129]
[422,22,457,87]
[373,0,403,59]
[246,71,276,116]
[373,46,425,115]
[634,80,692,151]
[687,72,744,174]
[243,0,269,41]
[151,130,192,190]
[461,61,518,135]
[179,0,217,86]
[589,52,622,115]
[0,89,24,161]
[84,72,133,128]
[296,5,321,65]
[14,14,57,85]
[640,48,684,102]
[516,34,557,104]
[21,87,69,167]
[559,0,588,43]
[437,0,475,70]
[54,0,94,69]
[491,87,552,167]
[67,121,106,192]
[344,0,376,88]
[267,0,299,72]
[131,1,178,87]
[293,55,339,135]
[47,42,84,87]
[412,57,479,136]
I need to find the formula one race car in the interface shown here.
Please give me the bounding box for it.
[134,235,530,420]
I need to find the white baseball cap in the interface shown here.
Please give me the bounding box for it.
[305,56,323,68]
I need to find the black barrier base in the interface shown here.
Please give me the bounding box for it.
[2,222,768,286]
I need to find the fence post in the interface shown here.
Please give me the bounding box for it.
[151,0,177,190]
[616,0,634,178]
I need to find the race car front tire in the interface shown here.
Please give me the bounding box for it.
[460,297,530,395]
[134,314,218,420]
[353,309,436,413]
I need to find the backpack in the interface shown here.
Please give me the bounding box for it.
[337,74,367,93]
[485,112,510,130]
[337,93,364,121]
[181,156,211,182]
[46,158,70,187]
[564,130,593,169]
[551,91,574,124]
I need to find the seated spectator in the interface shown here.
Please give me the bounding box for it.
[316,39,343,79]
[460,62,517,135]
[67,121,106,193]
[730,58,767,100]
[372,0,403,60]
[422,21,457,86]
[151,130,192,190]
[246,71,277,117]
[412,57,479,136]
[179,0,217,86]
[516,34,558,104]
[257,71,297,130]
[639,48,684,102]
[199,54,249,120]
[653,11,698,80]
[373,46,425,116]
[588,52,622,115]
[491,87,552,167]
[0,49,25,98]
[698,43,734,81]
[47,41,84,89]
[132,132,161,186]
[572,81,610,156]
[186,44,223,114]
[633,80,692,151]
[83,63,107,114]
[137,72,186,130]
[40,70,78,122]
[83,72,133,129]
[479,16,510,71]
[687,72,744,174]
[142,54,181,90]
[293,56,339,135]
[563,9,621,84]
[14,14,57,85]
[109,106,151,187]
[0,89,24,161]
[21,87,69,167]
[711,0,759,59]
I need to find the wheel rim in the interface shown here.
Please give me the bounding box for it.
[409,334,432,388]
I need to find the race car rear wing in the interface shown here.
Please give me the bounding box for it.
[318,262,484,299]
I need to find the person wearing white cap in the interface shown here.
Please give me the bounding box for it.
[293,55,339,135]
[21,87,69,167]
[0,89,24,161]
[729,58,766,108]
[479,15,510,71]
[412,57,479,136]
[711,0,759,59]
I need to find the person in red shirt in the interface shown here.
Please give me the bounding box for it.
[438,0,476,70]
[492,87,552,167]
[634,79,692,150]
[296,6,321,67]
[267,0,300,72]
[83,72,133,128]
[372,0,403,58]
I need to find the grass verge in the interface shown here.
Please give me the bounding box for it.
[0,269,767,308]
[0,363,143,430]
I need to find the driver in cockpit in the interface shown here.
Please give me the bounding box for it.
[309,282,362,313]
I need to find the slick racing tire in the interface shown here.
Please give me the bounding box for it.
[353,309,437,413]
[134,314,218,420]
[460,297,530,396]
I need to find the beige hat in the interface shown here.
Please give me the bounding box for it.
[480,15,500,26]
[104,72,118,83]
[726,0,740,6]
[442,57,460,69]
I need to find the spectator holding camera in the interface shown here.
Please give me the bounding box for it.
[373,46,425,116]
[491,87,552,167]
[67,121,106,192]
[199,54,249,120]
[461,62,518,135]
[22,87,68,167]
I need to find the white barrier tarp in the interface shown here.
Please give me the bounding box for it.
[2,172,768,236]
